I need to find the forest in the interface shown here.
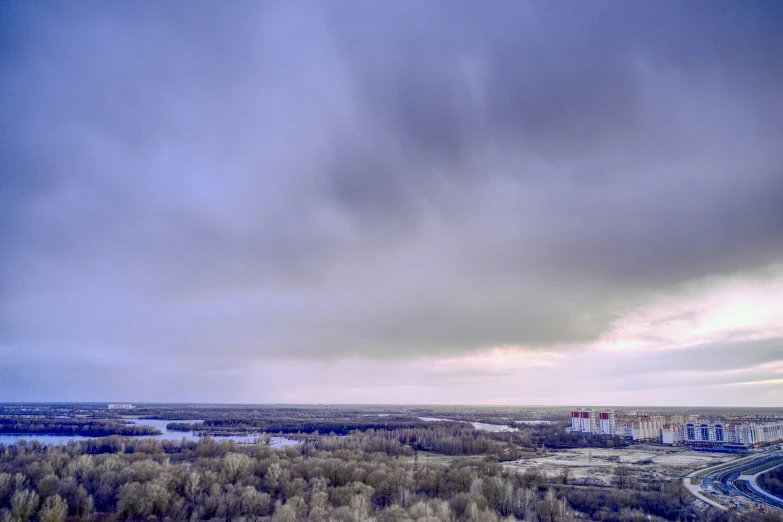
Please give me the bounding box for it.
[2,405,782,521]
[0,432,779,522]
[759,465,783,498]
[0,419,160,438]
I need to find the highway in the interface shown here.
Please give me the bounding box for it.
[686,449,783,512]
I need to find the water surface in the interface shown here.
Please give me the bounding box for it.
[419,417,519,432]
[0,418,298,448]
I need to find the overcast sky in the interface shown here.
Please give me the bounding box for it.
[2,1,782,405]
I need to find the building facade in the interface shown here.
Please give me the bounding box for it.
[683,422,727,445]
[571,409,595,433]
[676,420,783,448]
[733,420,783,447]
[571,410,783,448]
[598,410,616,436]
[630,415,665,441]
[662,424,684,445]
[571,409,617,436]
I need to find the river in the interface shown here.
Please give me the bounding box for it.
[419,417,520,432]
[0,418,298,448]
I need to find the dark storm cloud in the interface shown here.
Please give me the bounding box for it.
[1,0,782,380]
[636,338,783,374]
[322,0,783,281]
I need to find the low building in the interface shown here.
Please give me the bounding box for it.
[108,403,135,410]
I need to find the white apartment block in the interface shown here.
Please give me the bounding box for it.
[630,415,666,441]
[571,409,595,433]
[571,410,783,448]
[571,409,616,436]
[598,410,616,435]
[662,424,684,445]
[669,415,684,425]
[677,420,783,448]
[733,420,783,447]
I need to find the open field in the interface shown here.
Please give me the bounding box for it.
[505,444,737,485]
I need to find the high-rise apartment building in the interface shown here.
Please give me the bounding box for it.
[661,424,684,445]
[669,415,684,425]
[598,410,616,435]
[676,420,783,447]
[571,409,596,433]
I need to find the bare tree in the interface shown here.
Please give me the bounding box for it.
[38,495,68,522]
[11,490,40,522]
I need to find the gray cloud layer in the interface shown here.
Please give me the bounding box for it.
[1,1,782,382]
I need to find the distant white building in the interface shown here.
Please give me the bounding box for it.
[108,403,135,410]
[672,419,783,448]
[571,409,616,436]
[662,424,684,445]
[598,410,616,436]
[630,415,666,441]
[732,420,783,447]
[683,422,728,445]
[571,409,595,433]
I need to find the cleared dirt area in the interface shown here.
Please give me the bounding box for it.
[505,445,737,485]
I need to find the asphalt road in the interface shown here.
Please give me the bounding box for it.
[696,451,783,510]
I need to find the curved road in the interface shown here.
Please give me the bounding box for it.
[736,463,783,509]
[685,450,783,511]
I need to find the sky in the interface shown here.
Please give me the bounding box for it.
[1,1,782,406]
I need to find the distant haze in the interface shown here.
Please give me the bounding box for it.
[1,1,782,405]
